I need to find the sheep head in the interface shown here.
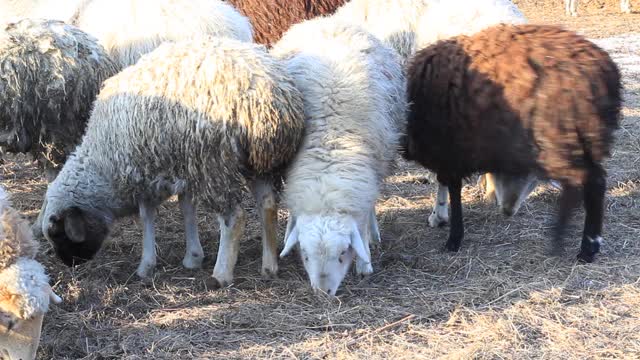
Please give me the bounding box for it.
[280,214,370,296]
[483,173,538,216]
[42,199,110,267]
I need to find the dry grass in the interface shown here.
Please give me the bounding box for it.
[1,2,640,359]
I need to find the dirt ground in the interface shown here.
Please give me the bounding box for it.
[1,1,640,359]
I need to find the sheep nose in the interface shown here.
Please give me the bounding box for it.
[502,207,514,217]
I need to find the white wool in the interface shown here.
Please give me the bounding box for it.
[415,0,526,49]
[0,258,51,320]
[73,0,253,68]
[332,0,432,63]
[272,17,405,219]
[331,0,525,63]
[0,0,85,25]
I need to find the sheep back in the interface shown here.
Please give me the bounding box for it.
[73,0,253,68]
[0,19,119,172]
[226,0,347,46]
[406,24,621,185]
[76,37,303,210]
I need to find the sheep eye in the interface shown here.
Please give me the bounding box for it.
[340,250,346,256]
[338,257,343,264]
[304,256,309,261]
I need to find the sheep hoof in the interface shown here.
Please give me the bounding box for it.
[577,236,602,263]
[356,261,373,276]
[205,277,228,290]
[136,262,156,279]
[444,239,461,252]
[182,253,204,270]
[428,212,449,228]
[261,267,278,280]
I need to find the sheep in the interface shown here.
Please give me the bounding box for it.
[271,17,406,295]
[403,24,621,262]
[565,0,632,16]
[38,37,304,286]
[330,0,526,65]
[0,19,119,181]
[224,0,347,46]
[72,0,254,68]
[0,186,61,360]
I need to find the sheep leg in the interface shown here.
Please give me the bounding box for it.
[356,221,373,277]
[578,166,606,262]
[137,201,157,278]
[370,207,381,244]
[209,206,246,289]
[566,0,578,16]
[549,184,581,257]
[621,0,631,13]
[445,179,464,252]
[429,183,449,227]
[179,192,204,269]
[252,178,279,279]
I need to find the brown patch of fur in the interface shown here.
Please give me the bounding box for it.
[227,0,348,46]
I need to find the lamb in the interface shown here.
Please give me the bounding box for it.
[565,0,632,16]
[0,19,119,181]
[224,0,347,46]
[271,17,406,295]
[0,186,61,360]
[72,0,254,68]
[38,37,304,286]
[403,24,621,262]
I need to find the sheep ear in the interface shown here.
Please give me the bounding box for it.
[350,221,370,264]
[64,208,86,244]
[280,224,299,258]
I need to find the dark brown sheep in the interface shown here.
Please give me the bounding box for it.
[403,24,621,262]
[225,0,347,46]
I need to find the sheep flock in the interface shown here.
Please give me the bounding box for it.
[0,0,636,358]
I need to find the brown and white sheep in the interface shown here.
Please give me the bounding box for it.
[403,24,621,262]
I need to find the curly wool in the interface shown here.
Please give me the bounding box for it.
[271,17,406,217]
[73,0,253,68]
[0,187,38,270]
[47,37,304,215]
[0,19,119,174]
[0,259,51,320]
[226,0,347,46]
[405,24,621,186]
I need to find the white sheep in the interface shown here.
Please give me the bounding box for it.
[271,17,406,295]
[565,0,632,16]
[0,186,61,360]
[38,37,304,286]
[72,0,254,68]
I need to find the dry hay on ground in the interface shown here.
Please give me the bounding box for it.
[1,2,640,359]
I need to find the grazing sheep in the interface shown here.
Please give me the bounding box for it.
[272,17,406,295]
[0,186,61,360]
[0,19,119,181]
[72,0,253,68]
[565,0,632,16]
[404,24,621,262]
[39,37,304,286]
[225,0,347,46]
